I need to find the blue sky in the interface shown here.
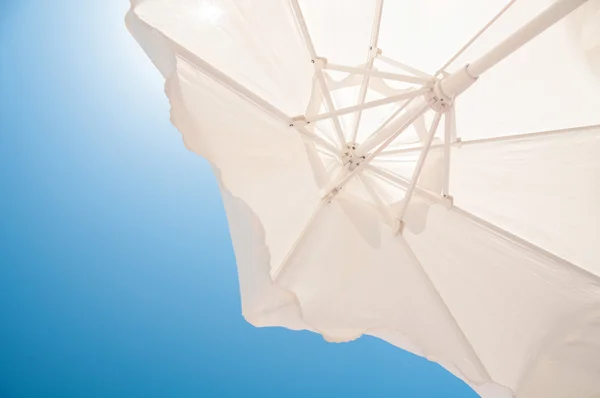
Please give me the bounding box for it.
[0,1,478,397]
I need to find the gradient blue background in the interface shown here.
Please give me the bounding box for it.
[0,1,478,397]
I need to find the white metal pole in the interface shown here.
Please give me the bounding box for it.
[468,0,588,78]
[365,165,449,207]
[442,107,454,197]
[398,236,492,381]
[351,0,385,143]
[440,0,589,99]
[396,112,443,222]
[357,95,428,156]
[376,122,600,156]
[354,95,419,157]
[272,199,328,282]
[434,0,516,76]
[289,0,346,147]
[325,63,429,85]
[307,89,426,123]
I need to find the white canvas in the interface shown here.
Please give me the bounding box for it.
[126,1,600,396]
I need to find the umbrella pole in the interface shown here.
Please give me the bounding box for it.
[440,0,589,98]
[353,0,588,167]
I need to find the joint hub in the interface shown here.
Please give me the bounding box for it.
[341,142,366,171]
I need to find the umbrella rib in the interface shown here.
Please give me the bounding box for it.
[161,35,288,122]
[325,64,429,85]
[450,206,600,284]
[397,236,492,381]
[289,0,346,147]
[364,165,494,377]
[299,75,343,158]
[376,122,600,156]
[397,112,443,223]
[273,164,350,282]
[272,198,328,282]
[350,0,385,143]
[307,89,426,123]
[304,75,343,154]
[378,145,441,157]
[356,95,421,156]
[456,122,600,146]
[364,165,444,204]
[434,0,516,76]
[442,106,455,197]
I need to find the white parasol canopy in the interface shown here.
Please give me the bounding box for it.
[126,0,600,396]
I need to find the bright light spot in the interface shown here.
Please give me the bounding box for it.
[198,3,224,25]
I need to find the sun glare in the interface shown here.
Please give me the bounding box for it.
[198,3,223,25]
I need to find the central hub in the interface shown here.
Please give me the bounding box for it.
[342,142,365,171]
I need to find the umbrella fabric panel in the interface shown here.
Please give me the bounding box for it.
[126,0,600,396]
[275,193,490,385]
[127,6,327,281]
[450,125,600,275]
[404,203,600,392]
[167,55,323,279]
[221,183,311,331]
[297,0,376,67]
[130,0,314,116]
[515,307,600,398]
[377,0,509,75]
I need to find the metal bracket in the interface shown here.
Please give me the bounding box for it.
[289,115,310,127]
[393,219,404,235]
[424,78,454,112]
[368,46,382,58]
[323,186,341,203]
[341,142,366,171]
[312,57,327,70]
[442,194,454,208]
